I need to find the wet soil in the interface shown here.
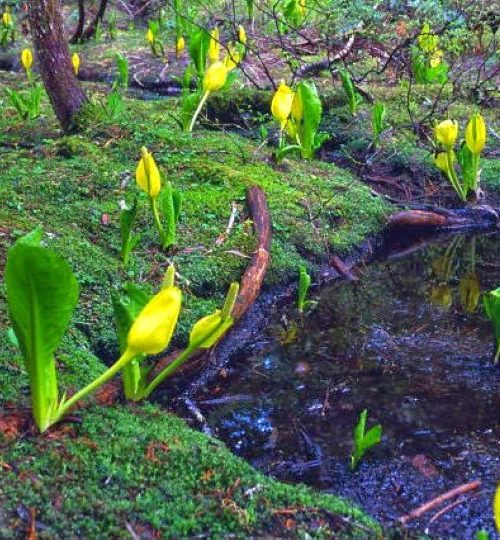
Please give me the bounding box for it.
[187,232,500,538]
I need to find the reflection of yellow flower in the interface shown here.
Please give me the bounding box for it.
[494,483,500,532]
[208,27,220,63]
[435,119,458,148]
[271,81,294,129]
[430,284,453,310]
[459,272,480,313]
[21,49,33,71]
[465,113,486,155]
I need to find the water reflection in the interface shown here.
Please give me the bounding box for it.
[195,232,500,534]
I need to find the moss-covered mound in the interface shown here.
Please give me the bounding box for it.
[0,404,379,539]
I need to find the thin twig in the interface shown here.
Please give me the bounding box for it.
[398,480,482,525]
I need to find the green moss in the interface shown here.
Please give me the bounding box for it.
[0,79,389,538]
[0,404,379,539]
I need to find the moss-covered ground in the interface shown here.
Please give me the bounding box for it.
[0,70,389,537]
[0,13,498,536]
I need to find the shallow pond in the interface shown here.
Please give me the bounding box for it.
[194,232,500,538]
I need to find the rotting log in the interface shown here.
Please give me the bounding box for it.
[232,185,272,319]
[388,206,499,231]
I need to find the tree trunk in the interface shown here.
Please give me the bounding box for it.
[28,0,87,132]
[69,0,86,44]
[82,0,108,41]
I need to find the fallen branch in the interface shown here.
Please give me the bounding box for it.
[232,186,272,319]
[388,206,499,230]
[398,480,482,525]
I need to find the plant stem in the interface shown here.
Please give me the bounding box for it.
[188,90,210,133]
[150,196,165,247]
[52,349,136,424]
[30,355,59,432]
[141,345,196,398]
[446,148,466,202]
[162,182,176,249]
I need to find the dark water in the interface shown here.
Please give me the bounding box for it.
[195,233,500,538]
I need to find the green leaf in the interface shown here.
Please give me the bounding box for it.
[112,283,151,354]
[351,409,382,470]
[483,287,500,363]
[188,28,211,78]
[5,232,78,431]
[120,198,140,265]
[297,81,323,159]
[298,265,311,312]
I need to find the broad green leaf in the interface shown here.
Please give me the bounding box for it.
[297,81,322,159]
[188,28,211,78]
[5,234,78,430]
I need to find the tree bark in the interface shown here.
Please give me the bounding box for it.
[28,0,87,132]
[82,0,108,41]
[69,0,86,44]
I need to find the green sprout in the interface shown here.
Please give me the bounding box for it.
[350,409,382,471]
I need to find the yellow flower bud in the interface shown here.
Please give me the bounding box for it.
[223,46,240,71]
[208,27,220,63]
[433,151,452,174]
[146,28,154,44]
[291,90,303,121]
[435,119,458,148]
[2,12,12,26]
[21,49,33,71]
[127,286,182,355]
[189,311,233,349]
[238,25,247,44]
[459,271,480,313]
[176,36,185,56]
[71,52,80,75]
[298,0,306,16]
[465,113,486,155]
[429,48,443,68]
[271,81,294,128]
[136,147,161,198]
[203,61,228,92]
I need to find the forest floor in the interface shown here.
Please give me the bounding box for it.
[0,16,499,539]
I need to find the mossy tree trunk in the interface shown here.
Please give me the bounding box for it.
[28,0,87,131]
